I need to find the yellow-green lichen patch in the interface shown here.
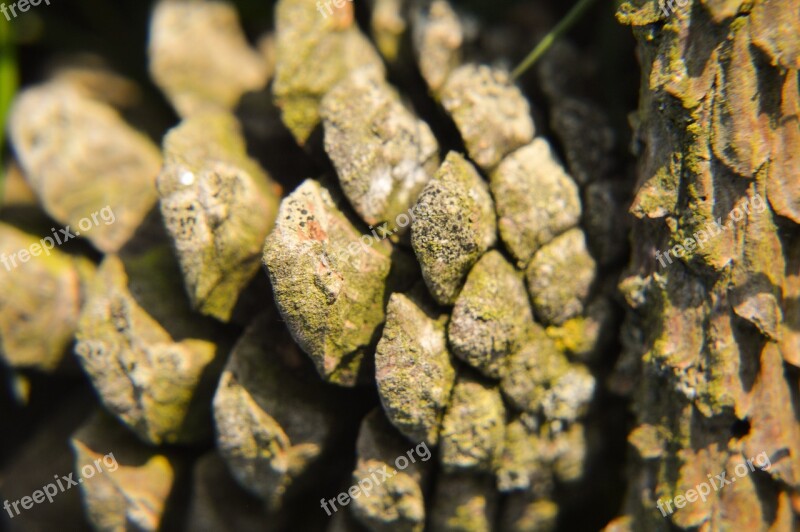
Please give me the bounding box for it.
[439,373,505,473]
[158,112,281,322]
[545,297,616,363]
[448,250,532,378]
[490,139,581,265]
[525,228,596,326]
[616,1,667,27]
[321,68,439,230]
[411,151,496,305]
[273,0,385,145]
[376,292,456,445]
[263,179,393,387]
[441,64,535,170]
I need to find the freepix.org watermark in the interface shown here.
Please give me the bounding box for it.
[1,205,115,272]
[658,0,688,18]
[296,200,425,270]
[655,193,766,269]
[3,452,118,519]
[316,0,351,19]
[656,451,772,517]
[1,0,51,21]
[320,442,431,516]
[337,201,424,267]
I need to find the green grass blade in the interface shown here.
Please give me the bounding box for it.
[0,15,18,205]
[512,0,598,80]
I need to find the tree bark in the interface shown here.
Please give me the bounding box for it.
[610,0,800,530]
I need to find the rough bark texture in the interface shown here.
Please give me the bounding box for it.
[611,1,800,530]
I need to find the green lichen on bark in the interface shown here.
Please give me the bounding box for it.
[612,0,800,529]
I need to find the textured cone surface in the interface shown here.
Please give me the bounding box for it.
[264,179,394,386]
[411,151,496,305]
[70,412,179,532]
[321,68,439,230]
[273,0,385,144]
[158,112,280,321]
[74,250,221,445]
[0,222,93,371]
[440,64,534,170]
[350,409,428,532]
[9,82,161,253]
[490,139,582,265]
[439,373,505,473]
[375,291,456,445]
[448,250,533,379]
[148,0,269,117]
[213,313,342,508]
[0,0,652,529]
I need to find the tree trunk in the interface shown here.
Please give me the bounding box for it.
[610,1,800,530]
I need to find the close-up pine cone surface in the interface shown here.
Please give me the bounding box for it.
[1,0,799,531]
